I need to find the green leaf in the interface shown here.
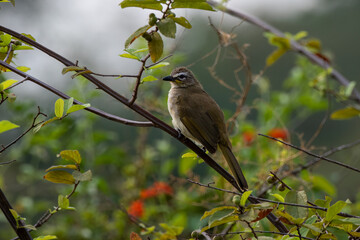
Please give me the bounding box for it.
[201,214,239,232]
[173,16,192,29]
[344,81,356,97]
[200,206,237,220]
[13,45,34,51]
[34,235,58,240]
[147,62,169,69]
[285,190,308,219]
[240,190,253,207]
[159,223,183,235]
[22,225,37,231]
[330,107,360,120]
[72,170,92,182]
[270,193,285,202]
[325,200,347,222]
[66,103,90,114]
[0,79,18,90]
[148,32,163,62]
[120,0,165,11]
[171,0,214,11]
[58,150,82,164]
[141,75,158,83]
[45,165,78,172]
[43,170,76,184]
[58,194,69,209]
[21,33,36,41]
[54,98,65,118]
[299,215,318,236]
[266,48,287,67]
[179,152,197,175]
[157,18,176,38]
[33,117,57,133]
[62,66,86,75]
[293,31,308,40]
[119,53,140,60]
[0,34,11,46]
[0,120,19,134]
[16,66,30,72]
[310,174,336,196]
[125,25,150,49]
[63,98,74,115]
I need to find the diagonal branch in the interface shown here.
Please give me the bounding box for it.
[0,60,153,128]
[0,25,289,233]
[206,0,360,103]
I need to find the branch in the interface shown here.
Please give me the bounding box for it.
[0,107,46,154]
[0,188,33,240]
[0,60,153,128]
[128,54,150,105]
[206,0,360,103]
[258,133,360,173]
[187,179,360,219]
[0,25,289,233]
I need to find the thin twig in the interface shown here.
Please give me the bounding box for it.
[206,0,360,103]
[145,54,172,69]
[0,60,154,127]
[0,159,16,166]
[0,106,46,154]
[128,54,150,105]
[187,178,360,218]
[216,230,315,240]
[259,133,360,173]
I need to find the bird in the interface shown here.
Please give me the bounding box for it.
[163,67,248,190]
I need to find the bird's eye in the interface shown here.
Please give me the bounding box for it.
[177,73,187,80]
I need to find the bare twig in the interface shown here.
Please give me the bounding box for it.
[145,54,172,69]
[216,230,315,240]
[206,0,360,103]
[259,133,360,173]
[128,54,150,105]
[0,159,16,165]
[0,106,46,154]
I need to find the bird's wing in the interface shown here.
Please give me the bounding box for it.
[179,92,222,153]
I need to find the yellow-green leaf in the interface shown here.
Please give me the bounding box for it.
[157,18,176,38]
[142,75,158,83]
[325,200,347,222]
[148,32,163,62]
[266,48,287,67]
[330,107,360,120]
[240,190,253,207]
[58,194,69,209]
[200,206,237,220]
[62,66,86,75]
[172,0,214,11]
[16,66,30,72]
[201,214,239,232]
[72,170,92,182]
[147,62,169,69]
[119,53,140,60]
[0,79,18,90]
[45,165,78,172]
[270,193,285,202]
[43,170,76,184]
[293,31,308,40]
[120,0,165,11]
[59,150,82,164]
[54,98,64,118]
[173,16,192,29]
[0,120,19,134]
[125,25,151,49]
[34,235,58,240]
[66,103,90,114]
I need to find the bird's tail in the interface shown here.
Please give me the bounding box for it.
[219,144,248,190]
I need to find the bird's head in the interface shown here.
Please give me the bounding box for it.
[163,67,200,88]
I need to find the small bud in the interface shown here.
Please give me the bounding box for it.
[8,93,16,103]
[14,40,22,46]
[267,175,276,184]
[142,32,152,42]
[148,13,157,26]
[232,195,241,205]
[277,183,286,192]
[191,230,200,238]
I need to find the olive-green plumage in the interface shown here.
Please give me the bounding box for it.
[163,67,248,190]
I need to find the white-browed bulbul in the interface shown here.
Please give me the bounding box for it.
[163,67,248,190]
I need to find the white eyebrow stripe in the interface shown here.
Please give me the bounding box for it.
[173,72,188,78]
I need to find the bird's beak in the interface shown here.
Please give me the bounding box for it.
[163,76,175,81]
